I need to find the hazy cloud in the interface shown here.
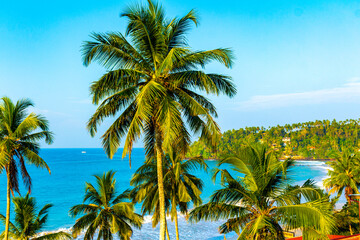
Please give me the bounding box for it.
[238,78,360,110]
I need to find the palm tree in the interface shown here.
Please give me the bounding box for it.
[323,150,360,203]
[82,1,236,239]
[130,149,207,240]
[0,194,71,240]
[70,171,143,240]
[0,97,54,240]
[188,144,335,240]
[333,201,359,235]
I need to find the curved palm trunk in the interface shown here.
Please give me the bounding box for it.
[345,187,353,203]
[166,220,171,240]
[4,170,11,240]
[174,210,179,240]
[156,144,166,240]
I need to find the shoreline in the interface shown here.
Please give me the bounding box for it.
[281,158,334,161]
[204,158,334,162]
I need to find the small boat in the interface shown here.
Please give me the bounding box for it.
[81,151,86,154]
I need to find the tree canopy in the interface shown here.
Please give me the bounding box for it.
[189,119,360,159]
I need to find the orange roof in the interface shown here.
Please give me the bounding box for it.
[288,236,345,240]
[333,234,360,240]
[288,235,360,240]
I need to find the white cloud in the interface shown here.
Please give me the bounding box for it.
[238,78,360,110]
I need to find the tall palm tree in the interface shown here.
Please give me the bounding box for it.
[189,144,335,240]
[0,97,54,240]
[323,150,360,203]
[0,194,71,240]
[70,171,143,240]
[82,1,236,239]
[130,149,207,240]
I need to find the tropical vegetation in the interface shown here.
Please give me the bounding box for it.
[130,148,207,240]
[0,194,71,240]
[2,0,360,239]
[188,118,360,160]
[323,150,360,203]
[333,201,360,236]
[69,171,143,240]
[0,97,54,240]
[82,0,236,239]
[189,144,335,240]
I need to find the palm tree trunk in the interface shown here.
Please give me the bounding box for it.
[156,144,166,240]
[4,170,11,240]
[345,187,353,203]
[166,220,171,240]
[174,210,179,240]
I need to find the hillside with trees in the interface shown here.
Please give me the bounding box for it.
[188,119,360,159]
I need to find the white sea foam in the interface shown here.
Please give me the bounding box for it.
[292,160,333,189]
[31,154,338,240]
[45,213,236,240]
[35,228,72,237]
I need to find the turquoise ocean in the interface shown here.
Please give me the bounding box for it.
[0,148,344,240]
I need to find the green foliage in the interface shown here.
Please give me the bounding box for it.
[333,201,360,235]
[189,119,360,160]
[82,2,235,239]
[82,0,236,163]
[130,149,207,227]
[188,144,335,240]
[323,150,360,202]
[0,96,54,240]
[0,96,54,193]
[0,194,71,240]
[69,171,142,240]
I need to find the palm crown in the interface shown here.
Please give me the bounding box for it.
[0,97,53,193]
[189,145,335,240]
[84,0,236,163]
[0,194,71,240]
[130,149,207,239]
[70,171,143,240]
[323,150,360,203]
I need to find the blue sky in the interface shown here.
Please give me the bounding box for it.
[1,0,360,148]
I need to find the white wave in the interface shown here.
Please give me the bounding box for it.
[35,228,72,237]
[294,161,327,166]
[44,213,234,240]
[142,212,188,224]
[143,215,153,224]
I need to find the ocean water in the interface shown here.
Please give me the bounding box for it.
[0,148,343,239]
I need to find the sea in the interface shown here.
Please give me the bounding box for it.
[0,148,344,240]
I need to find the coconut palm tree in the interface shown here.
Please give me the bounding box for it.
[188,144,335,240]
[0,194,71,240]
[0,97,54,240]
[323,150,360,203]
[130,149,207,240]
[70,171,142,240]
[333,201,359,235]
[82,1,236,239]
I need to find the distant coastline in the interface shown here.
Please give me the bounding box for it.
[189,119,360,161]
[281,157,334,161]
[283,156,335,161]
[203,158,334,162]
